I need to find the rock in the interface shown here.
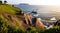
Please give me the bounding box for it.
[36,18,44,30]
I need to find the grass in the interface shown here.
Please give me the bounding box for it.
[0,4,60,33]
[0,4,20,14]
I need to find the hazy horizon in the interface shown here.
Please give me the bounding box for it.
[4,0,60,5]
[15,4,60,13]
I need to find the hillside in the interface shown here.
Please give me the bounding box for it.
[0,4,29,30]
[0,5,20,14]
[0,4,60,33]
[0,4,44,32]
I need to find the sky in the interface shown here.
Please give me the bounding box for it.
[5,0,60,5]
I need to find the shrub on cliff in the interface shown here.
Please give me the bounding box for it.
[0,17,23,33]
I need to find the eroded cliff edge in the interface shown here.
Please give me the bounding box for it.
[0,4,44,30]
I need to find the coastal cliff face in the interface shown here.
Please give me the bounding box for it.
[36,18,44,29]
[0,4,44,30]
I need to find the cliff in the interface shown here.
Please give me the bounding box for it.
[0,4,44,30]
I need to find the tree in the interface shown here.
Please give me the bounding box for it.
[4,0,7,4]
[0,0,2,4]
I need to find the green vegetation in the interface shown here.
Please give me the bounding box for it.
[0,0,2,4]
[0,15,60,33]
[0,3,60,33]
[54,20,60,26]
[0,0,7,4]
[0,17,23,33]
[4,0,7,4]
[0,5,20,14]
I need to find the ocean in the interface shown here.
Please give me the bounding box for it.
[14,4,60,20]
